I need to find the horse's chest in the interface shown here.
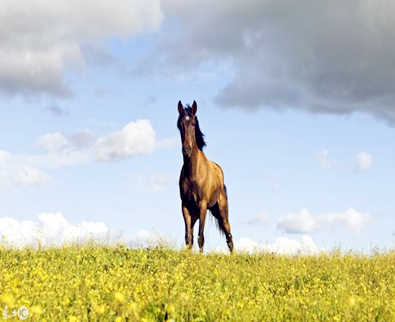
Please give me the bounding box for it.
[181,180,201,205]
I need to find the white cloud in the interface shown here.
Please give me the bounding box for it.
[95,119,156,161]
[0,211,331,255]
[0,120,173,186]
[277,208,370,234]
[0,150,11,163]
[355,152,372,172]
[0,212,320,254]
[277,209,317,234]
[0,213,121,248]
[0,213,170,249]
[38,130,96,153]
[215,235,320,255]
[38,132,70,153]
[317,149,331,169]
[34,130,97,167]
[0,0,163,97]
[69,130,96,149]
[36,122,174,165]
[317,149,373,172]
[15,166,49,185]
[0,151,50,186]
[326,208,370,231]
[0,120,165,180]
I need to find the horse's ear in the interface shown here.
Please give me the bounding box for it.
[192,100,197,115]
[178,101,184,114]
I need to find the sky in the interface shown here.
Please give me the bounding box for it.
[0,0,394,253]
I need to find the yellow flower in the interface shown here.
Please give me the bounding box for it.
[68,315,78,322]
[95,304,106,314]
[62,297,71,306]
[115,316,123,322]
[114,292,126,304]
[0,294,15,307]
[167,304,176,316]
[30,305,43,315]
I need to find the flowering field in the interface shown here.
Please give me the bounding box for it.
[0,245,394,321]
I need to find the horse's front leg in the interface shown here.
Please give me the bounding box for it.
[182,203,193,249]
[197,200,207,253]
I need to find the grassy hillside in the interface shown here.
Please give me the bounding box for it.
[0,245,394,321]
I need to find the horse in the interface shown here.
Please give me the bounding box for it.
[177,100,234,253]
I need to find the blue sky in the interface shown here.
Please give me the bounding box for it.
[0,0,394,253]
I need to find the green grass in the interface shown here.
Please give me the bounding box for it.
[0,245,394,321]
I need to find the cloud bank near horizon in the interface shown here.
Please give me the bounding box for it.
[0,212,166,249]
[277,208,370,234]
[0,212,322,254]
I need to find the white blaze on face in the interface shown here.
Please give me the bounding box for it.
[185,116,190,121]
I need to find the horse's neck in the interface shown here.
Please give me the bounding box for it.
[183,149,205,180]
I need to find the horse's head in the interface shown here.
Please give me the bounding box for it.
[177,100,205,158]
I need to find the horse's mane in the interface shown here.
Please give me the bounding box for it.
[177,105,206,151]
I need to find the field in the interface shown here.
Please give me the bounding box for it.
[0,244,394,321]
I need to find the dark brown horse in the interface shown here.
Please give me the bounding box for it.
[177,100,233,253]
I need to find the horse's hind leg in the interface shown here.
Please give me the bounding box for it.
[210,202,233,253]
[198,201,207,253]
[217,192,234,253]
[222,217,233,253]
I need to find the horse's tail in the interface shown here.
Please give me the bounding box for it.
[209,203,226,238]
[209,185,229,238]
